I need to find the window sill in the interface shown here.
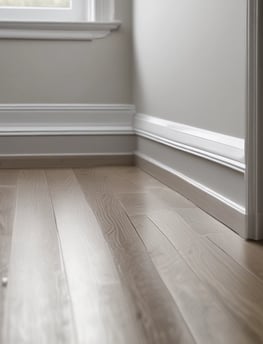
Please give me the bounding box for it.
[0,21,121,40]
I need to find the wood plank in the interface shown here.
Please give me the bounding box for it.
[149,188,195,208]
[136,155,246,237]
[0,187,16,339]
[2,170,76,344]
[117,187,194,217]
[89,166,167,193]
[177,208,263,281]
[0,170,18,186]
[94,166,166,186]
[207,230,263,281]
[132,215,260,344]
[175,208,225,236]
[46,169,146,344]
[118,192,169,216]
[148,209,263,343]
[75,168,196,344]
[114,167,168,190]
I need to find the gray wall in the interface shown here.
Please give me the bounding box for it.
[133,0,247,138]
[0,0,132,104]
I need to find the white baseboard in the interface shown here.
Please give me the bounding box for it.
[0,104,247,237]
[136,152,246,238]
[0,104,136,156]
[134,113,245,172]
[134,113,247,237]
[0,134,136,157]
[0,104,135,135]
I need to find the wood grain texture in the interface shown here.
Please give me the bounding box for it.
[176,208,263,281]
[2,170,76,344]
[177,208,263,280]
[1,166,263,344]
[110,166,169,190]
[75,168,196,344]
[131,215,261,344]
[149,188,195,208]
[118,191,169,216]
[46,169,146,344]
[118,189,194,217]
[148,209,263,343]
[207,230,263,282]
[175,208,225,236]
[0,187,16,339]
[91,166,168,193]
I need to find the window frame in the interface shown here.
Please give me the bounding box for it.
[0,0,86,21]
[0,0,120,40]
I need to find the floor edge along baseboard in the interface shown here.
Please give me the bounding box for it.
[0,154,135,169]
[136,154,246,239]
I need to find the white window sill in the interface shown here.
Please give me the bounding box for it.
[0,21,121,40]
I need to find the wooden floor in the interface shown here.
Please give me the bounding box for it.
[1,167,263,344]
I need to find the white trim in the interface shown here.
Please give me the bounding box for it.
[0,103,248,236]
[0,0,83,22]
[134,113,245,173]
[0,0,115,23]
[136,152,245,214]
[0,105,245,168]
[0,134,136,156]
[0,103,135,135]
[0,152,134,158]
[0,128,133,136]
[136,152,246,237]
[92,0,115,21]
[0,21,121,40]
[0,104,134,111]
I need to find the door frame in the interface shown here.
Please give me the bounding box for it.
[246,0,263,240]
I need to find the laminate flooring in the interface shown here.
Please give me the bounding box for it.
[0,167,263,344]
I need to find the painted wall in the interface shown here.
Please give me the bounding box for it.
[133,0,247,138]
[0,0,132,104]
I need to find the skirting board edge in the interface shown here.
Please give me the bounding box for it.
[0,154,135,169]
[134,113,245,173]
[136,153,246,238]
[0,103,135,135]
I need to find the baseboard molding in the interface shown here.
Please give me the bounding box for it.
[0,104,136,156]
[136,153,246,238]
[0,104,135,135]
[0,105,245,172]
[134,113,245,172]
[0,153,134,169]
[0,134,136,157]
[0,104,247,237]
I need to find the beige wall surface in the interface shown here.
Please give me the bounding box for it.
[0,0,132,104]
[133,0,247,138]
